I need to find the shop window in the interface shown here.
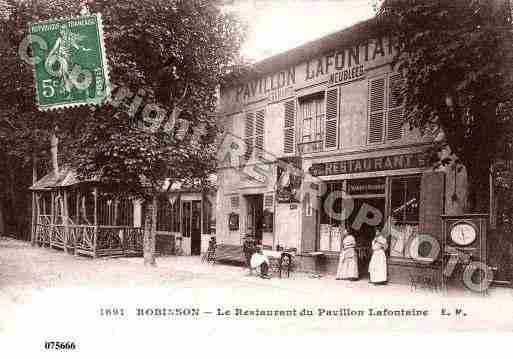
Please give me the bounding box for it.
[368,73,404,144]
[320,181,345,252]
[298,93,325,153]
[389,176,421,258]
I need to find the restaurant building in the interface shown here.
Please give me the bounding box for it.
[216,18,459,282]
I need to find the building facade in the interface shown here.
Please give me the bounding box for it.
[216,19,454,281]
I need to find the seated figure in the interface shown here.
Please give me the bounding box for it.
[250,245,270,279]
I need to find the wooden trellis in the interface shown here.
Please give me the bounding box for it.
[30,169,143,258]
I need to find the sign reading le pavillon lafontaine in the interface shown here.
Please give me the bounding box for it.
[29,13,110,110]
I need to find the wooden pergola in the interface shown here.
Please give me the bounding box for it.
[30,168,143,258]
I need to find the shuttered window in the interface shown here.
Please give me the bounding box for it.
[368,73,404,144]
[284,100,295,154]
[244,112,254,160]
[255,109,265,151]
[325,88,338,150]
[387,73,404,141]
[368,77,386,144]
[243,109,265,160]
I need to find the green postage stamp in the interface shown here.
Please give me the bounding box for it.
[29,13,110,110]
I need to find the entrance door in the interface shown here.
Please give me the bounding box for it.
[191,200,202,255]
[245,195,263,244]
[346,197,385,272]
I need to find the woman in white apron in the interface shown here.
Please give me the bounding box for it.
[336,228,358,280]
[369,229,388,284]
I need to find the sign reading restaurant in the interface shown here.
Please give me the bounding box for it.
[231,36,394,104]
[309,152,428,177]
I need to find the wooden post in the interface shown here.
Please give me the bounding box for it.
[93,187,98,258]
[114,197,119,226]
[31,191,36,246]
[75,190,79,222]
[63,190,69,254]
[34,193,40,246]
[50,191,55,247]
[75,191,79,256]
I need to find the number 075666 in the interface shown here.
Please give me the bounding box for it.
[44,341,76,350]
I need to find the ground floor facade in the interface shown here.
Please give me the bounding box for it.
[149,190,216,256]
[216,142,457,284]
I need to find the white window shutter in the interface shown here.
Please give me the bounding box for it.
[244,112,254,160]
[284,100,295,154]
[255,109,265,152]
[325,88,338,150]
[387,73,404,141]
[368,77,386,144]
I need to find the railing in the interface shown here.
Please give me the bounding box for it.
[35,214,143,258]
[73,225,95,251]
[297,140,324,154]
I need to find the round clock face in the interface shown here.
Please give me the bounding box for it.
[450,222,477,246]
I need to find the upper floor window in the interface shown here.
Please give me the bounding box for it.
[368,73,404,144]
[300,94,325,143]
[297,92,326,154]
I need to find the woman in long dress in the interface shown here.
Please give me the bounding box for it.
[369,229,388,284]
[336,228,359,280]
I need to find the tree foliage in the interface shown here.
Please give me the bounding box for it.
[0,0,245,259]
[378,0,513,215]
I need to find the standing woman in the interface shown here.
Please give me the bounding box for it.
[336,227,359,280]
[369,228,388,285]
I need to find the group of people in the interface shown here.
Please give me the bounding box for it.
[336,227,388,284]
[243,226,389,283]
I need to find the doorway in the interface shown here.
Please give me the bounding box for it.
[181,200,202,256]
[346,197,386,273]
[191,200,202,255]
[245,194,263,244]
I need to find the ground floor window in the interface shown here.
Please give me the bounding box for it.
[389,175,421,258]
[318,175,420,258]
[319,181,344,252]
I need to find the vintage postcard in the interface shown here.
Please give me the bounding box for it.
[1,0,513,356]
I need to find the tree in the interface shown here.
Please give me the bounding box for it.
[71,0,244,265]
[376,0,513,215]
[0,0,87,239]
[0,0,245,264]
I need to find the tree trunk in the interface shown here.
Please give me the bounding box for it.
[0,199,5,236]
[143,196,157,266]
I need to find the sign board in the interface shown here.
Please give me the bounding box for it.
[347,177,385,196]
[309,152,427,177]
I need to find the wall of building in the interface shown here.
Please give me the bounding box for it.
[216,28,448,266]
